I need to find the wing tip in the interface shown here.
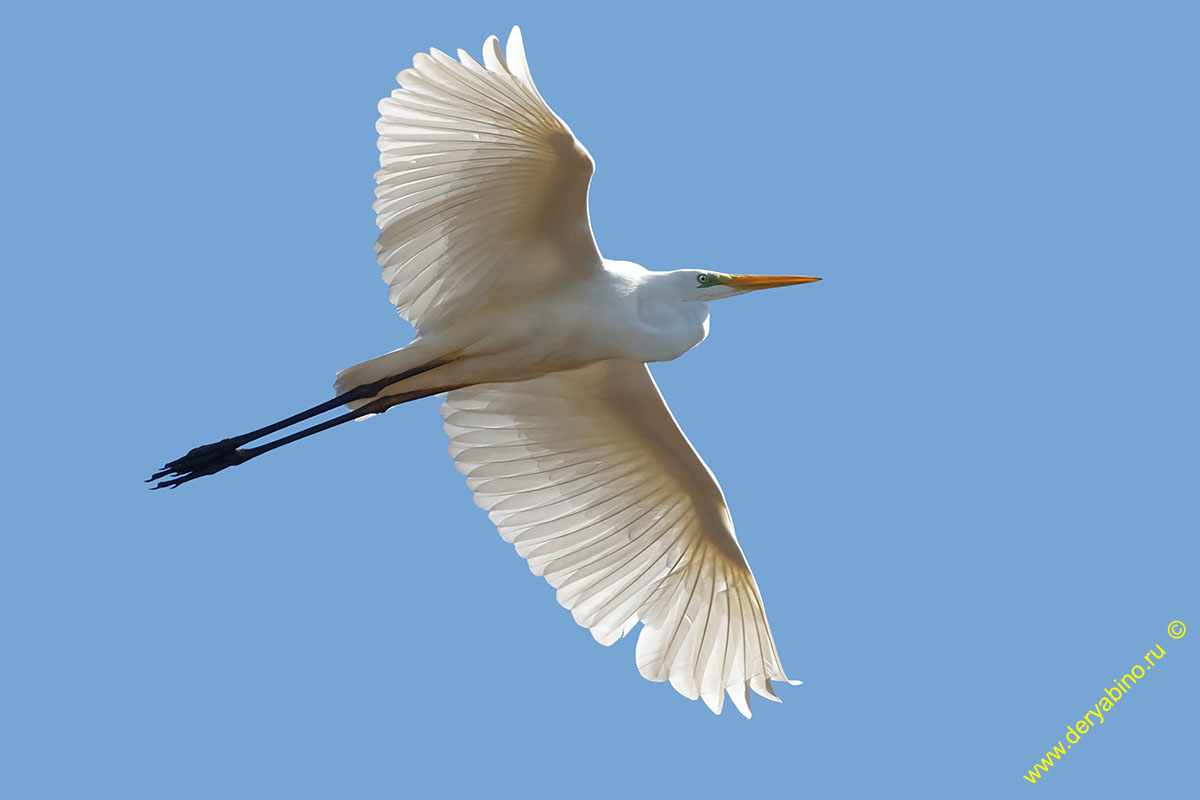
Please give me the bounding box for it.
[482,34,507,74]
[701,687,726,715]
[730,683,753,718]
[504,25,540,96]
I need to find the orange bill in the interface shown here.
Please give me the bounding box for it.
[726,274,822,290]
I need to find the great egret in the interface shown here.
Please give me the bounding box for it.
[151,27,817,717]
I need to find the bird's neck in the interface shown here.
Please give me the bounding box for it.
[633,276,711,362]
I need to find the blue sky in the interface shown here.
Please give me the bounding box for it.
[3,1,1197,797]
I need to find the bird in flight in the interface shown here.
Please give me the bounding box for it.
[151,27,817,717]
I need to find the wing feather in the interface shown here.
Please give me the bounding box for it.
[441,360,799,716]
[374,27,600,333]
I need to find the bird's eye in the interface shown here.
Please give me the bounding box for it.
[698,275,709,285]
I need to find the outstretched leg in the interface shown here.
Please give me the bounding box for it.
[148,357,456,489]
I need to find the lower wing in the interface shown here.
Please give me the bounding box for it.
[440,359,798,716]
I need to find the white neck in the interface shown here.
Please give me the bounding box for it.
[603,262,712,363]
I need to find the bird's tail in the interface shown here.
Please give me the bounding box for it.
[334,346,439,414]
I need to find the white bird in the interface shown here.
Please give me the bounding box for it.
[152,27,818,717]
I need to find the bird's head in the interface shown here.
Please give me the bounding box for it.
[673,270,822,301]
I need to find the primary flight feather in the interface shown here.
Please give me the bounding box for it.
[152,26,818,717]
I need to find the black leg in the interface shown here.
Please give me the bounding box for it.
[149,358,455,489]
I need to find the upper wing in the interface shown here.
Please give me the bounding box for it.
[374,27,601,334]
[441,360,799,717]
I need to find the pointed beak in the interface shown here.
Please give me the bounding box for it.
[725,274,822,291]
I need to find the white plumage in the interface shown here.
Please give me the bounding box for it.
[374,28,600,335]
[442,360,795,716]
[154,26,818,718]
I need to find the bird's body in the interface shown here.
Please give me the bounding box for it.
[334,262,713,404]
[152,27,819,717]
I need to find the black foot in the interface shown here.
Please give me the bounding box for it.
[148,439,252,489]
